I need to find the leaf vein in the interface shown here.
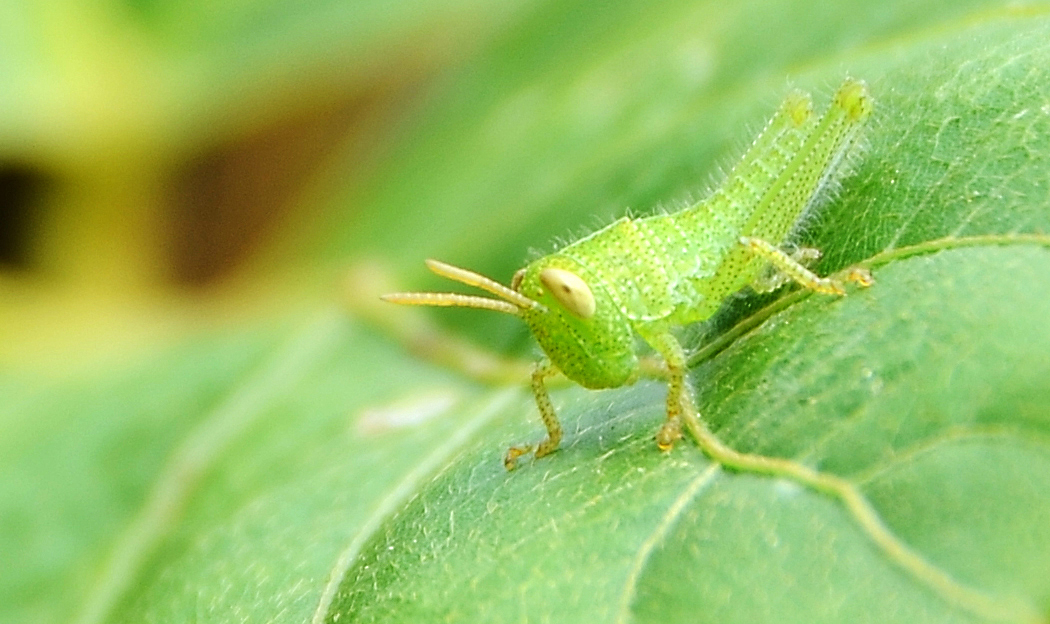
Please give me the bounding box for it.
[310,388,518,624]
[614,464,720,624]
[72,312,349,624]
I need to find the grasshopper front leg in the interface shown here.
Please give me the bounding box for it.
[504,360,562,470]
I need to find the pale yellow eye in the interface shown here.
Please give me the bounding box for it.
[539,268,596,319]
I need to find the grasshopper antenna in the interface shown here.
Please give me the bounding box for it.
[381,259,541,316]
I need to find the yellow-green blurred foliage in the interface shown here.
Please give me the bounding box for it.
[0,0,529,371]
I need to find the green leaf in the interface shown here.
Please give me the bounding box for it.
[4,2,1050,624]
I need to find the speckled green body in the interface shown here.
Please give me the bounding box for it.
[513,80,872,390]
[383,79,873,465]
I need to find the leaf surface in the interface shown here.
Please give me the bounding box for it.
[3,2,1050,624]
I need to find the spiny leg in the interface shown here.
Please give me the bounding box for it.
[637,355,670,380]
[750,245,822,293]
[741,236,873,295]
[504,360,563,470]
[642,331,694,451]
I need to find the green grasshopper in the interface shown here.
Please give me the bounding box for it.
[384,78,873,469]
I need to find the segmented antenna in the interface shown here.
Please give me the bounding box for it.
[380,259,542,316]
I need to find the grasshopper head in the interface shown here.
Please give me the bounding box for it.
[512,256,638,389]
[382,257,638,389]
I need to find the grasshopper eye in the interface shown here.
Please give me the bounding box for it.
[539,268,596,319]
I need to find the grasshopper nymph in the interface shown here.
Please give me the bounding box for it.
[384,79,874,469]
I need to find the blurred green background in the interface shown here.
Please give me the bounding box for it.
[0,0,542,370]
[3,0,1050,623]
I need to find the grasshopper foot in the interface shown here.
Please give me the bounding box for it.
[820,266,874,297]
[844,266,874,287]
[504,436,559,470]
[656,418,683,451]
[504,444,533,470]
